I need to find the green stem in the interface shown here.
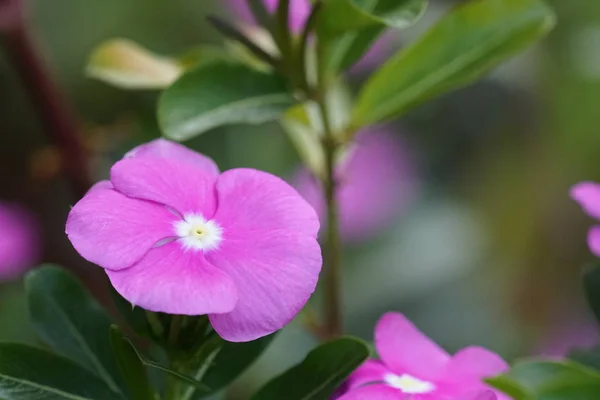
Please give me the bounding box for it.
[315,31,343,338]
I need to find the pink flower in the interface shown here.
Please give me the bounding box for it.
[230,0,311,33]
[225,0,392,72]
[336,313,508,400]
[66,139,322,342]
[293,128,417,243]
[0,202,40,281]
[571,182,600,256]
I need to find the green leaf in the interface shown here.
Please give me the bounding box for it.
[352,0,556,128]
[0,343,122,400]
[125,338,210,392]
[158,61,296,141]
[583,263,600,325]
[250,337,370,400]
[488,360,600,400]
[192,333,277,399]
[25,266,125,396]
[318,0,427,32]
[109,326,153,400]
[570,345,600,372]
[86,38,182,89]
[109,287,155,340]
[317,0,427,74]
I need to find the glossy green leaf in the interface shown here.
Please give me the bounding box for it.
[583,263,600,325]
[318,0,426,74]
[109,326,152,400]
[158,61,295,141]
[0,343,122,400]
[192,333,277,399]
[352,0,555,128]
[25,266,125,396]
[250,337,370,400]
[318,0,427,32]
[488,360,600,400]
[86,38,182,89]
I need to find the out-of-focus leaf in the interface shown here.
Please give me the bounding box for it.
[487,360,600,400]
[158,61,295,141]
[86,38,181,89]
[583,263,600,325]
[0,343,122,400]
[570,345,600,372]
[25,266,126,396]
[352,0,555,128]
[109,326,152,400]
[250,337,370,400]
[192,333,277,399]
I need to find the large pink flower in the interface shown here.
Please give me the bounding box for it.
[293,128,416,243]
[337,313,508,400]
[66,139,322,342]
[571,181,600,256]
[226,0,392,72]
[0,202,40,281]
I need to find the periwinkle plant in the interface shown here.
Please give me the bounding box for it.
[11,1,600,400]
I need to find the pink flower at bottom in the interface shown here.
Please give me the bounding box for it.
[336,313,508,400]
[0,202,40,281]
[293,128,417,243]
[571,181,600,256]
[66,139,322,342]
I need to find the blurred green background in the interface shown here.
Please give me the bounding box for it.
[1,0,599,398]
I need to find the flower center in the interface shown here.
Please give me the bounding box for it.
[384,373,436,394]
[174,214,222,252]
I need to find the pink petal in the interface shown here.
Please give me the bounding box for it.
[87,180,113,194]
[460,391,498,400]
[110,157,217,217]
[571,181,600,220]
[336,384,403,400]
[205,168,321,342]
[375,312,450,381]
[0,203,40,280]
[588,226,600,257]
[107,241,238,314]
[443,346,508,384]
[229,0,311,33]
[125,138,219,176]
[66,187,178,270]
[346,360,390,391]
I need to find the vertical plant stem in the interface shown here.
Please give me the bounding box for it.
[1,0,90,198]
[318,99,343,338]
[315,18,343,336]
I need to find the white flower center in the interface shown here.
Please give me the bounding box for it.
[174,214,222,252]
[384,373,435,394]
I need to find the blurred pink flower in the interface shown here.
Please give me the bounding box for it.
[225,0,392,72]
[337,312,508,400]
[571,181,600,256]
[0,202,40,281]
[293,127,417,243]
[66,139,321,342]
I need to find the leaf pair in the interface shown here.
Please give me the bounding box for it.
[155,0,554,142]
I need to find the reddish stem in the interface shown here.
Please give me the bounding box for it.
[1,0,91,198]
